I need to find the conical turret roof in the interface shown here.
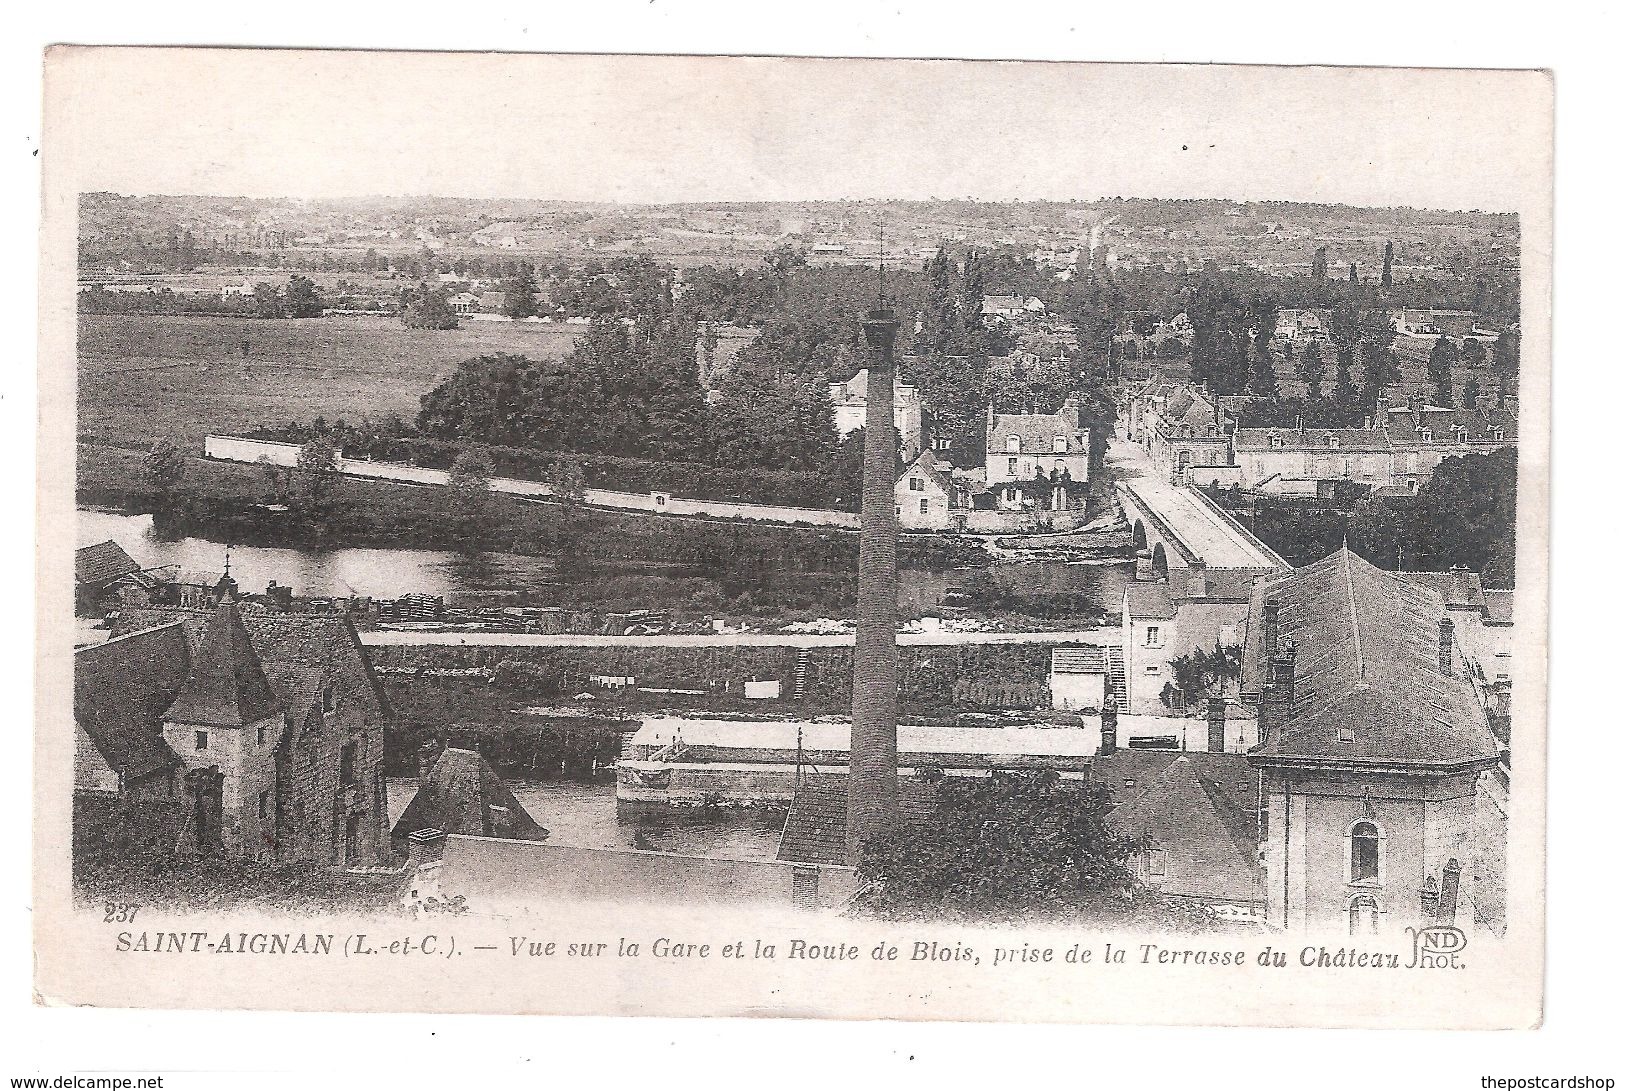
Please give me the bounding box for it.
[162,600,283,727]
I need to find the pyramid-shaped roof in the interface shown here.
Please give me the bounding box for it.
[161,600,283,727]
[391,748,549,842]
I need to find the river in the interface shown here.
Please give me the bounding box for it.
[78,506,1132,613]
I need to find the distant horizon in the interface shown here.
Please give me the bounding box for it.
[83,190,1521,218]
[49,51,1548,217]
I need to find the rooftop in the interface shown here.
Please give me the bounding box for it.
[1244,547,1501,769]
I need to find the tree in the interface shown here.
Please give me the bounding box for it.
[1427,336,1460,407]
[447,445,497,533]
[1311,246,1328,281]
[251,282,284,319]
[283,274,324,318]
[1164,642,1243,711]
[1462,376,1482,410]
[1332,343,1358,405]
[293,436,340,509]
[1246,297,1279,398]
[1297,340,1327,400]
[1347,262,1358,284]
[401,282,459,329]
[546,455,589,568]
[1381,241,1394,288]
[849,769,1216,930]
[144,440,186,509]
[501,265,540,319]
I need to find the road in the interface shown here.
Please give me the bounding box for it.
[359,628,1121,648]
[1106,437,1285,569]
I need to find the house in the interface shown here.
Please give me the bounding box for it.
[1096,749,1264,923]
[79,599,393,866]
[390,746,548,857]
[980,295,1029,322]
[1242,547,1506,935]
[1274,308,1333,342]
[1049,645,1109,711]
[1119,565,1269,723]
[75,540,146,616]
[894,451,962,531]
[1231,403,1515,493]
[829,367,926,462]
[983,401,1090,512]
[448,291,480,314]
[1140,384,1229,483]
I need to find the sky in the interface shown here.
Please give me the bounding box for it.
[45,49,1551,213]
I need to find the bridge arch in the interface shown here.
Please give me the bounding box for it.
[1151,542,1169,581]
[1132,519,1147,550]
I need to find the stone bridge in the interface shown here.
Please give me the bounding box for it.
[1117,480,1288,578]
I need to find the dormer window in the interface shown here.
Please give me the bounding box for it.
[1325,433,1339,449]
[1493,429,1504,441]
[1007,435,1021,453]
[1456,428,1469,444]
[1268,432,1283,449]
[1053,435,1067,453]
[1420,428,1433,443]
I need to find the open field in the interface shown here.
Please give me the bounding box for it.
[77,312,589,451]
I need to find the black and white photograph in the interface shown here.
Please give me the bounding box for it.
[29,44,1554,1042]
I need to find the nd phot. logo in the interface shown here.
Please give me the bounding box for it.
[1406,925,1468,969]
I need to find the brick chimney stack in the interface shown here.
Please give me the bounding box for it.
[1259,642,1297,742]
[1439,618,1455,675]
[1100,694,1119,756]
[1206,697,1227,753]
[846,307,902,863]
[1262,598,1281,664]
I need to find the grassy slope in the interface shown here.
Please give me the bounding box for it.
[77,312,587,451]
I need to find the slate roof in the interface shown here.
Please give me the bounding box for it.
[1244,547,1501,769]
[776,773,937,867]
[80,607,389,782]
[1385,405,1517,445]
[1483,589,1515,625]
[1234,427,1393,451]
[161,602,284,728]
[392,748,549,843]
[74,623,189,783]
[1123,582,1176,620]
[76,540,141,588]
[896,451,954,497]
[1103,752,1262,904]
[1403,568,1489,612]
[988,409,1086,455]
[115,607,388,724]
[1051,646,1108,674]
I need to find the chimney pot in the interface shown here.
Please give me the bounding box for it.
[407,827,447,865]
[1099,695,1119,756]
[1206,697,1227,753]
[1261,598,1280,664]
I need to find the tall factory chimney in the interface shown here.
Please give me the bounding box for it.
[846,305,903,862]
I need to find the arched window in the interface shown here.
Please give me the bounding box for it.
[1350,820,1381,883]
[1348,894,1381,935]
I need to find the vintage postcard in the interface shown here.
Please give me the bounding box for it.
[34,48,1550,1027]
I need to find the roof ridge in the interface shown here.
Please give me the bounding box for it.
[1342,547,1366,682]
